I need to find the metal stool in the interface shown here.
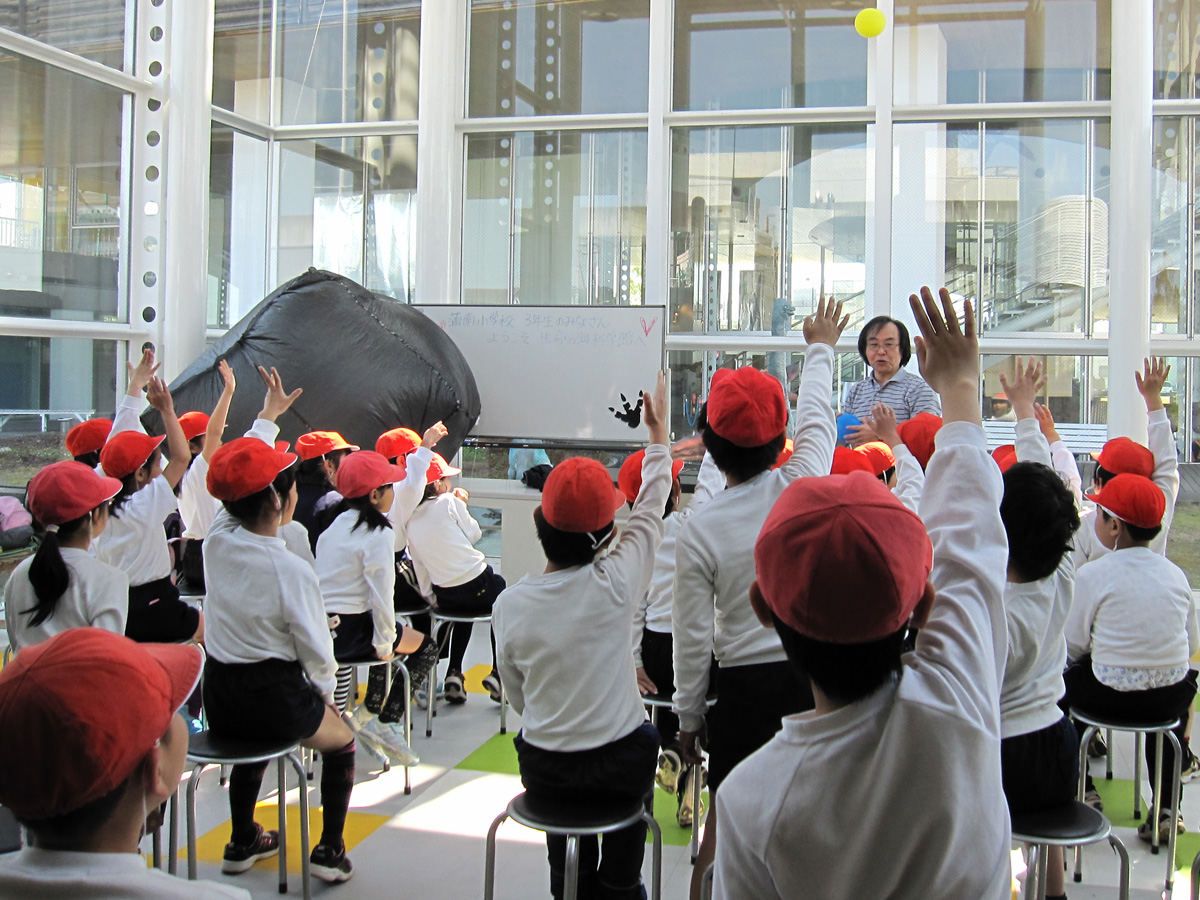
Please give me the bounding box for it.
[1190,848,1200,900]
[700,861,714,900]
[335,654,414,793]
[425,609,507,737]
[185,731,311,899]
[484,791,663,900]
[1012,802,1129,900]
[1070,708,1182,894]
[641,691,715,863]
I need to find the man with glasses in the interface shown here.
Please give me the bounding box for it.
[841,316,941,446]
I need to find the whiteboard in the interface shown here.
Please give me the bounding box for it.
[414,305,665,444]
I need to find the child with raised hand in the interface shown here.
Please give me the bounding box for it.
[863,401,925,513]
[315,450,439,764]
[94,376,202,644]
[66,348,159,471]
[672,296,846,894]
[406,453,507,704]
[5,463,127,653]
[994,356,1081,900]
[714,287,1012,900]
[203,438,357,884]
[1029,402,1085,508]
[494,372,670,900]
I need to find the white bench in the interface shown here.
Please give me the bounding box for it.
[983,420,1108,454]
[0,409,94,431]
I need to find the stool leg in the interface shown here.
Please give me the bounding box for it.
[1106,728,1114,780]
[1108,834,1130,900]
[1074,725,1094,883]
[483,811,509,900]
[187,763,207,880]
[1035,843,1048,900]
[220,764,228,788]
[1191,847,1200,900]
[1152,731,1163,855]
[167,788,179,876]
[1022,844,1040,900]
[564,834,580,900]
[286,753,311,900]
[381,663,392,774]
[398,660,412,794]
[1134,732,1143,821]
[1167,731,1183,895]
[643,811,663,900]
[500,680,508,735]
[277,757,288,894]
[152,820,162,870]
[700,862,715,900]
[427,616,446,738]
[690,762,703,864]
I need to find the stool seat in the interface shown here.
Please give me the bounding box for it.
[1011,801,1110,845]
[508,792,647,836]
[335,654,391,666]
[1069,707,1179,733]
[641,691,718,709]
[429,610,493,624]
[187,731,299,765]
[395,603,431,616]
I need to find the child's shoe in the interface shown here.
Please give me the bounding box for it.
[365,716,419,766]
[443,671,467,705]
[350,704,375,733]
[1137,808,1184,843]
[221,823,279,874]
[1087,730,1108,759]
[1181,752,1200,783]
[413,683,430,710]
[655,749,682,795]
[482,670,503,703]
[1082,788,1103,812]
[310,841,354,883]
[364,664,388,714]
[677,766,707,828]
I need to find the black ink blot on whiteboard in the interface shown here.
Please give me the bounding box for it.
[609,392,644,428]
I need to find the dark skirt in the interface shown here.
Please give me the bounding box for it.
[203,657,326,743]
[126,576,200,643]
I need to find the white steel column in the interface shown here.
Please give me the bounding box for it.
[415,1,467,304]
[161,0,216,378]
[869,0,895,319]
[644,0,672,312]
[1107,0,1153,441]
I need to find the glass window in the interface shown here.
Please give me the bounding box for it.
[894,0,1110,104]
[0,1,125,71]
[673,0,868,111]
[277,0,421,126]
[981,354,1103,427]
[276,135,417,300]
[210,125,270,328]
[214,0,272,120]
[463,130,647,306]
[1152,117,1197,335]
[1155,0,1200,99]
[669,125,870,335]
[891,119,1109,336]
[469,0,650,117]
[0,54,126,323]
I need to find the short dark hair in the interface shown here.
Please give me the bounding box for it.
[18,774,130,839]
[696,403,785,483]
[878,466,896,485]
[1093,464,1115,489]
[1099,509,1162,543]
[1001,461,1080,581]
[858,316,912,368]
[296,448,351,488]
[771,612,905,706]
[73,450,101,469]
[533,506,612,568]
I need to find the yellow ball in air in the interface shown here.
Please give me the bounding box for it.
[855,8,886,37]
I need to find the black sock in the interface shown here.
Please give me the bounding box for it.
[319,740,356,848]
[228,762,269,845]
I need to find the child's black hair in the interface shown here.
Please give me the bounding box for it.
[24,513,91,627]
[109,448,161,518]
[1001,461,1080,581]
[73,451,101,469]
[533,506,612,568]
[878,466,896,485]
[857,316,913,367]
[17,775,131,837]
[336,493,393,533]
[296,449,351,488]
[771,611,905,706]
[1099,508,1162,543]
[1093,464,1115,489]
[696,403,786,483]
[222,465,299,526]
[420,482,439,504]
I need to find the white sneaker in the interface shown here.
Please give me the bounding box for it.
[352,723,390,763]
[365,717,419,766]
[349,705,375,733]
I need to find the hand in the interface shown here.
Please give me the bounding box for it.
[635,667,658,696]
[909,287,980,426]
[998,356,1045,420]
[126,347,159,396]
[1135,356,1170,412]
[1034,403,1062,444]
[146,376,174,414]
[679,724,708,766]
[453,487,469,502]
[642,371,669,446]
[378,649,395,662]
[844,422,879,447]
[218,359,236,394]
[422,421,448,449]
[257,366,303,422]
[867,402,901,448]
[802,295,849,347]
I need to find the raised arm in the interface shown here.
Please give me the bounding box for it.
[1035,403,1084,508]
[1138,357,1181,548]
[1001,357,1052,468]
[202,360,237,462]
[111,347,158,436]
[869,401,924,514]
[390,422,446,528]
[780,297,846,480]
[147,377,190,489]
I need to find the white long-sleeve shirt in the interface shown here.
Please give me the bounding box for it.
[388,445,433,552]
[315,511,398,659]
[494,444,671,752]
[631,451,723,664]
[179,418,280,540]
[672,344,836,733]
[4,549,128,653]
[92,475,177,586]
[1065,547,1197,689]
[890,443,925,515]
[714,422,1011,900]
[95,395,149,478]
[406,493,486,596]
[203,508,338,704]
[0,848,250,899]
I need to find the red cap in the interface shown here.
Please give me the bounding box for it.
[178,411,210,441]
[295,431,359,461]
[771,438,795,470]
[426,453,461,483]
[0,628,202,820]
[99,431,164,480]
[376,427,421,460]
[274,440,290,453]
[856,441,896,477]
[207,437,297,501]
[541,457,625,533]
[991,444,1018,473]
[27,461,122,525]
[705,367,787,448]
[1092,437,1154,478]
[755,473,933,643]
[1085,473,1166,529]
[896,412,943,469]
[830,446,874,476]
[618,449,684,504]
[65,418,112,457]
[337,450,407,499]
